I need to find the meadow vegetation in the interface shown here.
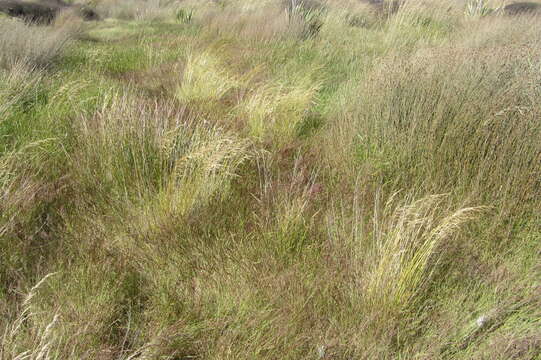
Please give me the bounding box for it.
[1,0,540,359]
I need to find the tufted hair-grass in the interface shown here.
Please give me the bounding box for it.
[0,18,75,69]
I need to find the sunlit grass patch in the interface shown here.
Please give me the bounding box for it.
[361,195,482,319]
[175,50,240,103]
[239,78,320,145]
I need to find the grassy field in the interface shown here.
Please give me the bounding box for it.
[1,0,540,358]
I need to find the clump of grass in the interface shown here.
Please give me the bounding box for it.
[57,92,252,357]
[0,63,42,119]
[361,195,483,321]
[382,1,458,48]
[0,65,91,321]
[1,273,59,360]
[0,18,75,69]
[328,43,541,213]
[175,50,240,103]
[372,49,540,207]
[95,0,181,21]
[155,126,252,216]
[0,140,52,239]
[325,193,483,349]
[324,0,379,28]
[198,0,322,40]
[464,0,504,17]
[0,135,66,317]
[1,271,182,359]
[175,7,193,23]
[71,89,251,210]
[12,90,253,357]
[252,155,320,260]
[70,91,177,203]
[239,79,320,145]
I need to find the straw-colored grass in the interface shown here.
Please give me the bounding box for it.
[0,18,76,69]
[95,0,181,21]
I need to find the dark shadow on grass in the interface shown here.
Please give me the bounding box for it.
[504,2,541,15]
[0,0,98,24]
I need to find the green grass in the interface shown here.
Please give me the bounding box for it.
[1,0,541,359]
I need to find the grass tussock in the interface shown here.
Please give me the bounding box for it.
[95,0,181,21]
[176,50,241,103]
[198,0,324,40]
[1,0,541,358]
[0,17,76,69]
[239,78,320,144]
[360,195,483,321]
[0,63,42,118]
[340,45,541,212]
